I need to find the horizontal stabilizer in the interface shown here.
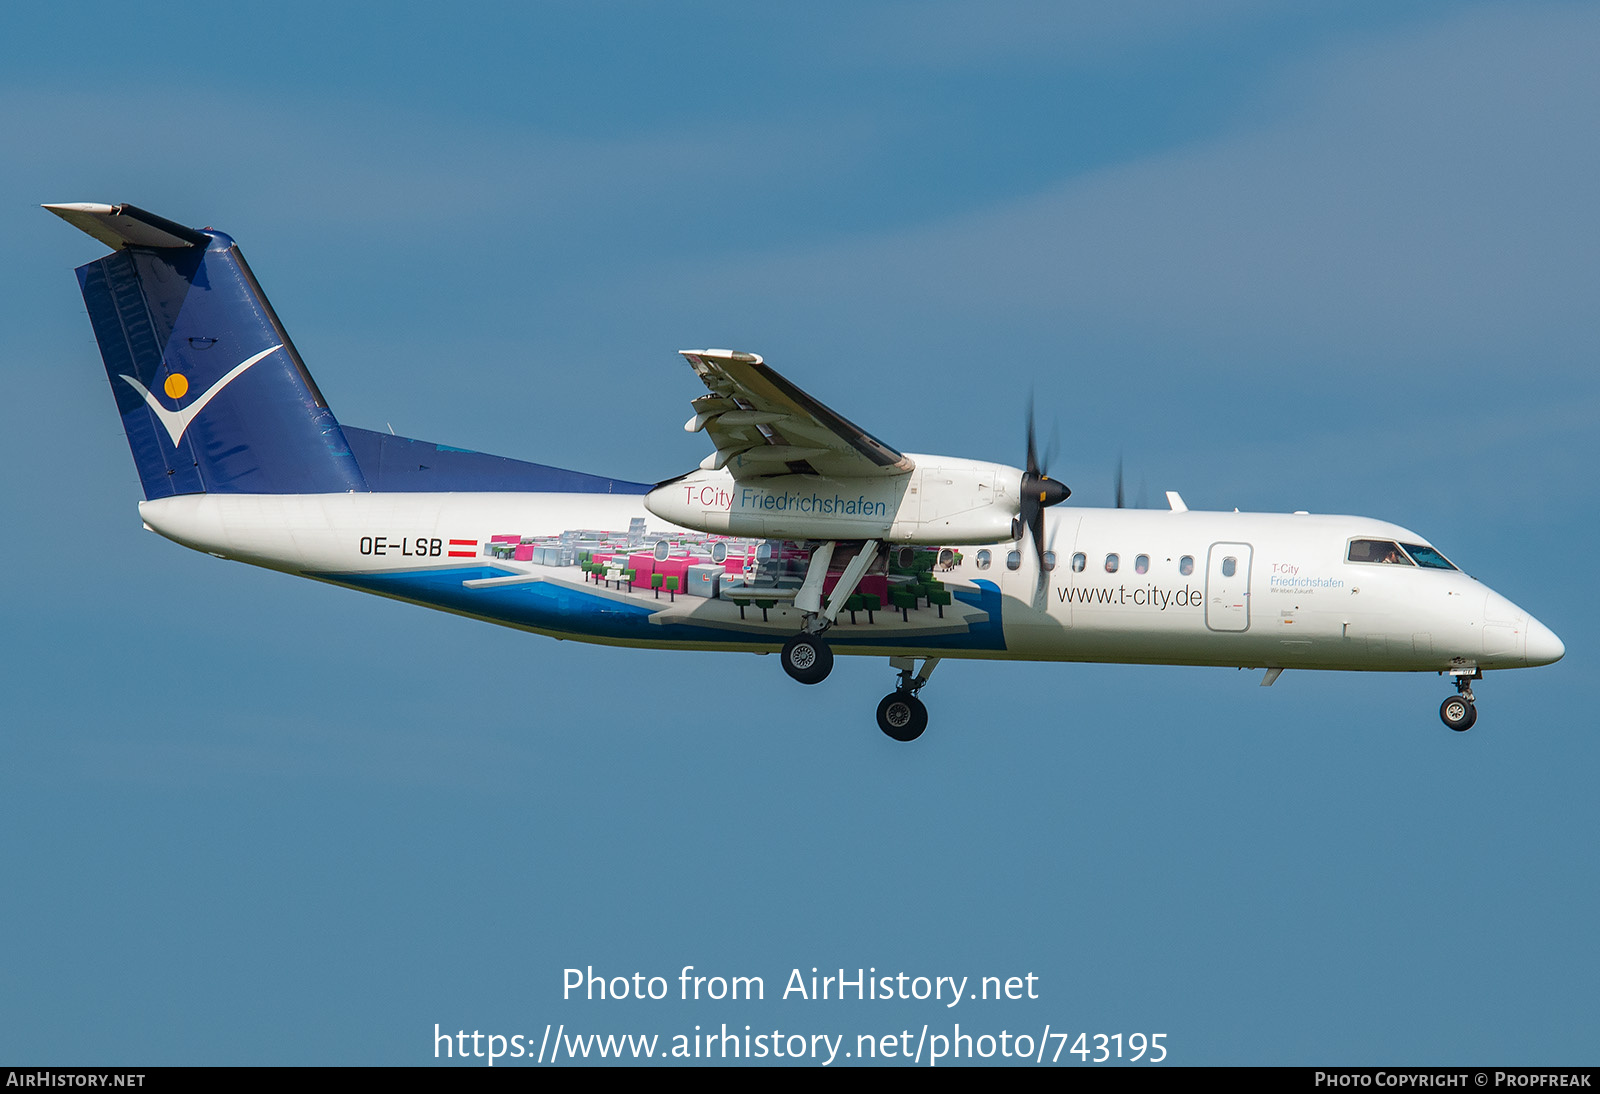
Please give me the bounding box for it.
[43,202,210,250]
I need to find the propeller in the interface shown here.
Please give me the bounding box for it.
[1019,397,1070,589]
[1113,456,1148,509]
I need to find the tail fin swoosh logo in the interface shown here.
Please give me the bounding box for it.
[121,344,282,447]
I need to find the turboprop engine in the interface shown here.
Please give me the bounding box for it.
[644,456,1025,544]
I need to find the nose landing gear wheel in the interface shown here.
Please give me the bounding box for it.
[876,692,928,742]
[1440,695,1477,731]
[781,634,834,685]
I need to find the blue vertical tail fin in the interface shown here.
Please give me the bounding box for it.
[48,202,368,498]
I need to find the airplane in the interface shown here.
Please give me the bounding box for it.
[46,201,1565,742]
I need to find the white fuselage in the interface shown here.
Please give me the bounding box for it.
[136,491,1563,672]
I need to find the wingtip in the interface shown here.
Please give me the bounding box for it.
[43,201,116,216]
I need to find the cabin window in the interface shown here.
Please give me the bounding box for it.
[1042,551,1057,571]
[1221,556,1237,578]
[1347,539,1414,566]
[1179,555,1194,576]
[1400,542,1458,570]
[1071,552,1086,572]
[1006,550,1022,571]
[1105,553,1119,573]
[1135,554,1149,574]
[975,549,991,570]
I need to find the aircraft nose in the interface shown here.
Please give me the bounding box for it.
[1525,616,1565,666]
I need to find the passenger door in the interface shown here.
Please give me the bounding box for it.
[1205,542,1253,632]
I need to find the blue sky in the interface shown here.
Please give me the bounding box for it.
[3,1,1596,1065]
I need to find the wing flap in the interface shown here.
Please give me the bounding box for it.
[677,349,914,480]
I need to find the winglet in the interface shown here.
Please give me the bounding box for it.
[43,202,210,250]
[1166,490,1188,512]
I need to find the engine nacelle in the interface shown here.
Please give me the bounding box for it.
[644,455,1021,544]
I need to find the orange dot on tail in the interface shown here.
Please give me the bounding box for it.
[164,373,189,399]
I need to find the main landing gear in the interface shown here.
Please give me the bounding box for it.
[775,539,941,742]
[781,633,834,685]
[877,693,927,742]
[876,656,940,742]
[779,638,941,743]
[1439,666,1481,732]
[779,538,881,688]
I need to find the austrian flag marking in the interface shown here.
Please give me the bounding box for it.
[448,539,478,558]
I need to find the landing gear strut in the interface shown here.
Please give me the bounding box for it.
[876,656,940,742]
[1439,668,1479,732]
[780,539,881,687]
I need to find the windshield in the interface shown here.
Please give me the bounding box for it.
[1399,542,1458,570]
[1347,539,1413,565]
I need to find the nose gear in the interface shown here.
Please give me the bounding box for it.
[1439,665,1481,731]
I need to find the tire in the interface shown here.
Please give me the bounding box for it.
[876,692,929,742]
[1440,695,1476,731]
[781,634,833,685]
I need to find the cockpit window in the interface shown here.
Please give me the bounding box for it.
[1347,539,1415,566]
[1399,542,1458,571]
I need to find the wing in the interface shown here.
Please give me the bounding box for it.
[677,349,915,480]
